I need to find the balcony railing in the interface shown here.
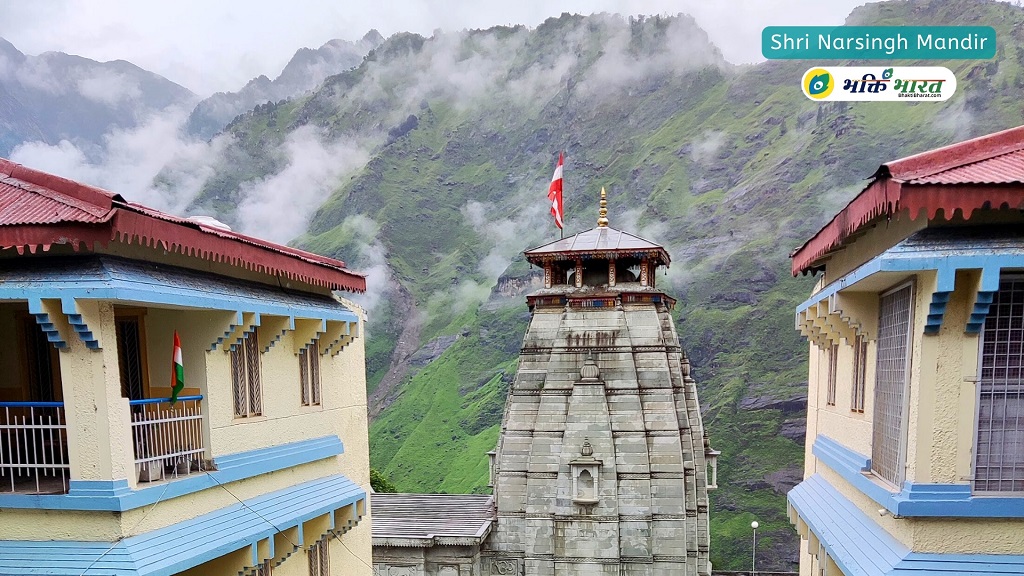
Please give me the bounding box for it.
[0,402,68,494]
[130,396,206,483]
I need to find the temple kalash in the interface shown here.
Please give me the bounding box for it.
[372,191,719,576]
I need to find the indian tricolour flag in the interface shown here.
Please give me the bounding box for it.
[170,331,184,403]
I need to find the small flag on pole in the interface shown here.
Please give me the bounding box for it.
[548,152,564,230]
[170,331,184,403]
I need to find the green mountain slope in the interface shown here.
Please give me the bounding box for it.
[191,1,1024,569]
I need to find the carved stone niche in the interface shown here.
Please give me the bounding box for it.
[570,439,601,506]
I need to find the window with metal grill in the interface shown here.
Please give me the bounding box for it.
[299,340,321,406]
[115,315,147,402]
[231,329,262,418]
[255,559,273,576]
[22,316,61,402]
[851,334,868,413]
[871,282,914,487]
[826,343,838,406]
[308,538,330,576]
[975,275,1024,494]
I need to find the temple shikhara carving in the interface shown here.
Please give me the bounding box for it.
[373,191,718,576]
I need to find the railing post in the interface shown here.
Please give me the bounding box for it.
[129,396,206,483]
[0,402,69,494]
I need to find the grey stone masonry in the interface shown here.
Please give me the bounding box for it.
[487,281,714,576]
[371,224,717,576]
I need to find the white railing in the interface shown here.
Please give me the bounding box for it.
[130,396,206,483]
[0,402,68,494]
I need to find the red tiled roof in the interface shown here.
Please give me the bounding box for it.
[791,125,1024,275]
[0,158,365,293]
[905,148,1024,185]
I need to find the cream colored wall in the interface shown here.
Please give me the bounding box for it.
[204,320,369,485]
[801,241,1024,559]
[902,272,930,484]
[333,509,373,576]
[142,308,202,400]
[0,298,371,575]
[913,270,982,485]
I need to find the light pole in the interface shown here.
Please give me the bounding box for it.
[750,520,759,575]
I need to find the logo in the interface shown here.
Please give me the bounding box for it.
[800,66,956,101]
[803,68,833,99]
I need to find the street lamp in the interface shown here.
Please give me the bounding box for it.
[750,520,759,575]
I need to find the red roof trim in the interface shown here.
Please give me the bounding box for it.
[792,126,1024,276]
[0,158,366,293]
[791,181,1024,275]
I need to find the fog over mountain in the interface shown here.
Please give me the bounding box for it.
[0,37,195,157]
[186,30,384,139]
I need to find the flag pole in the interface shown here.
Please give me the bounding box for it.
[559,151,564,240]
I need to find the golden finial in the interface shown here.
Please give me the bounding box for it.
[597,187,609,227]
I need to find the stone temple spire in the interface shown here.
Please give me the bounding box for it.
[485,207,717,576]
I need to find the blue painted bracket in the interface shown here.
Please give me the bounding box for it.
[923,268,956,335]
[211,311,244,351]
[262,315,295,353]
[797,236,1024,336]
[966,267,1002,334]
[27,299,67,350]
[225,313,261,352]
[61,298,100,349]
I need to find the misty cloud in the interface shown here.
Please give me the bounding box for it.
[234,126,371,244]
[575,15,725,98]
[2,54,149,108]
[330,214,393,319]
[4,1,863,96]
[690,130,727,164]
[76,68,143,106]
[462,198,548,281]
[9,57,60,94]
[10,107,229,215]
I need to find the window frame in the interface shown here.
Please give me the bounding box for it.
[851,334,868,413]
[231,328,263,418]
[826,342,838,406]
[114,309,150,402]
[308,537,330,576]
[870,280,915,488]
[299,339,322,407]
[972,273,1024,495]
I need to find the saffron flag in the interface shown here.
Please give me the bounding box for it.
[170,331,184,403]
[548,152,564,229]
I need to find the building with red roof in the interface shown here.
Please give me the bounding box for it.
[788,126,1024,575]
[0,158,371,575]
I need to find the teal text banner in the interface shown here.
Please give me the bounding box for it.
[762,26,996,60]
